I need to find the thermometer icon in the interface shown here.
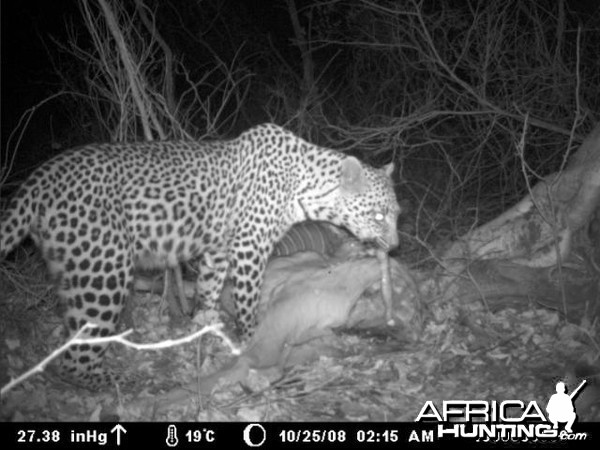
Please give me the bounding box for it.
[166,424,179,447]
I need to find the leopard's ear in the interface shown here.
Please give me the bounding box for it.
[384,162,394,177]
[340,156,366,194]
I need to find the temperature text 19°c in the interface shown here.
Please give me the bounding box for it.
[186,429,216,443]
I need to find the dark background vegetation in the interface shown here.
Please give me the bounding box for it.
[2,0,599,254]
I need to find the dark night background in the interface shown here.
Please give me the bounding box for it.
[2,0,599,201]
[1,0,297,180]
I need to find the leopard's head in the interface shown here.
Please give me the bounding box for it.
[333,157,401,250]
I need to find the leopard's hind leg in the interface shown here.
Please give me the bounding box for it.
[38,210,134,389]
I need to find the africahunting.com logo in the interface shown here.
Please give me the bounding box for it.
[414,380,589,443]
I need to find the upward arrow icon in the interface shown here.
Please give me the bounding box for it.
[110,424,127,446]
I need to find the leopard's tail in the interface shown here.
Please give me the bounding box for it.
[0,183,36,260]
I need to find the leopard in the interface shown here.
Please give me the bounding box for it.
[0,123,401,389]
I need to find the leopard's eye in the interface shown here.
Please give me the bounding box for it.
[374,212,385,222]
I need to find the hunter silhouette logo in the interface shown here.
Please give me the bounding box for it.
[546,379,586,433]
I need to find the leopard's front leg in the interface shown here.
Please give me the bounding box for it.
[195,251,229,324]
[229,241,270,341]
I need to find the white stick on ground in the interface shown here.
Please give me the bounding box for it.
[376,249,395,326]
